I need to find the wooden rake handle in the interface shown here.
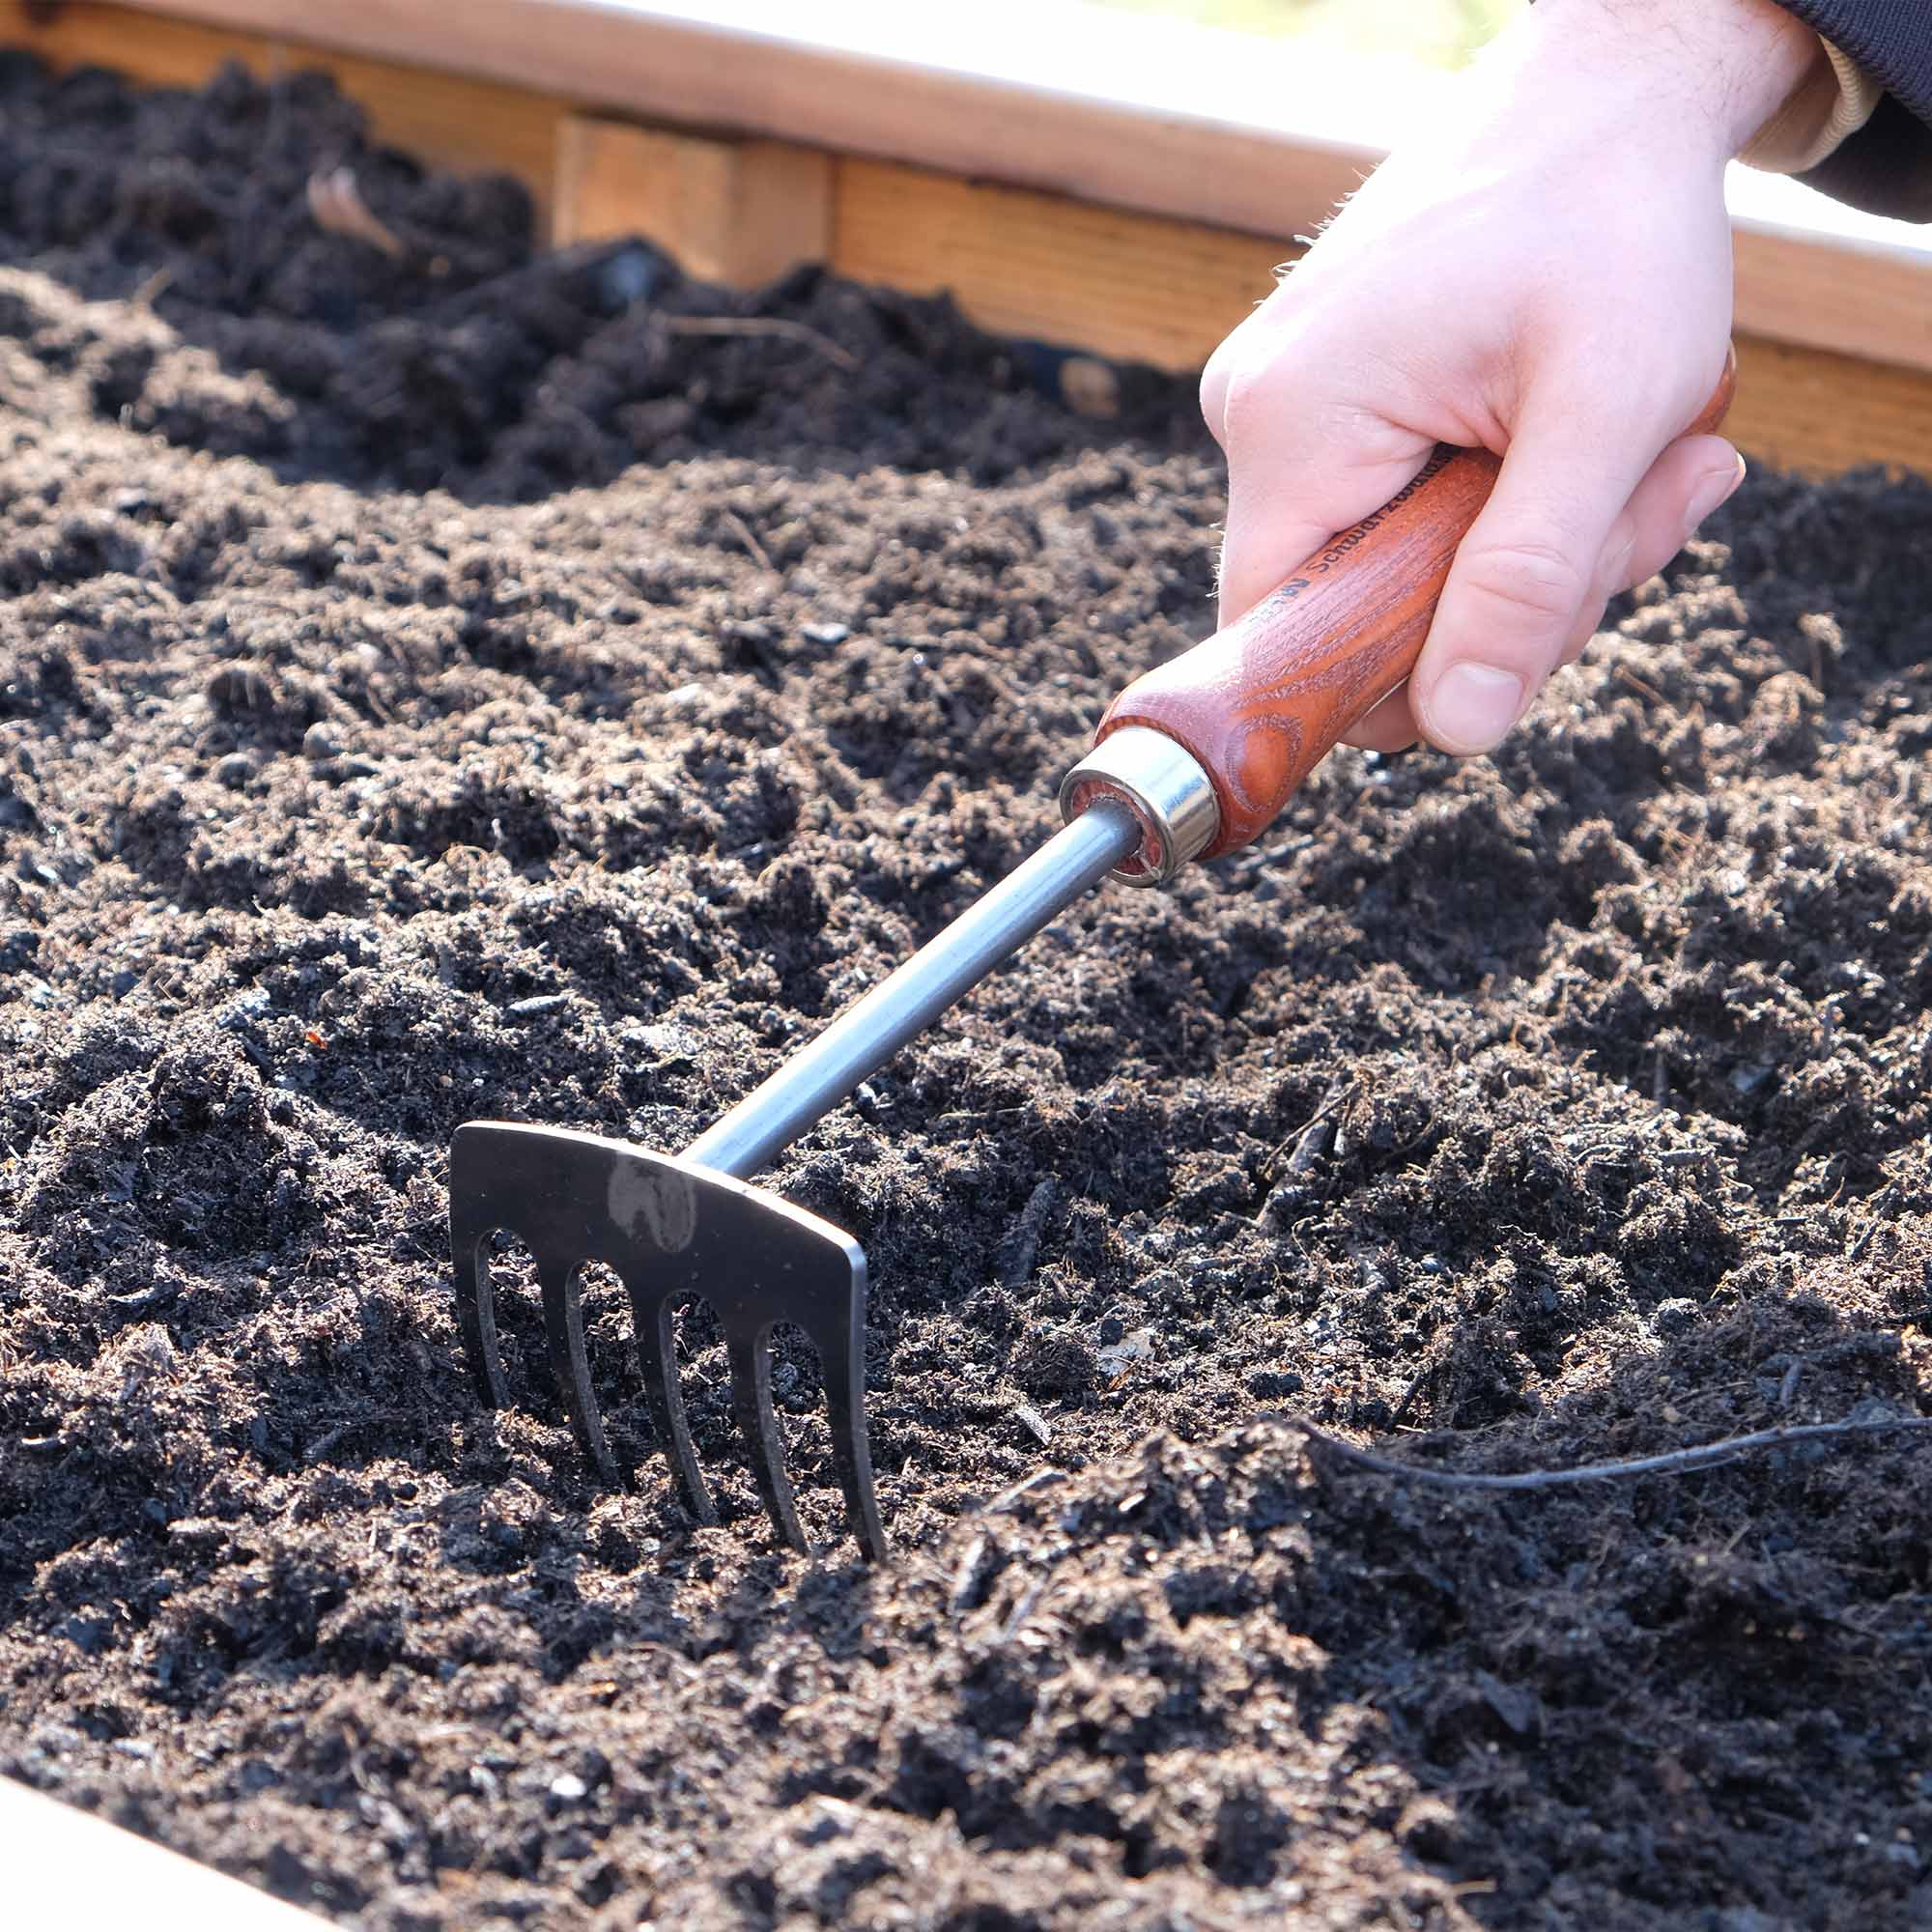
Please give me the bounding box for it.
[1094,350,1738,860]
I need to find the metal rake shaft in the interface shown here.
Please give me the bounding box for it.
[685,800,1140,1178]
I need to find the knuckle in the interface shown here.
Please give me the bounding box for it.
[1216,353,1279,449]
[1199,346,1234,445]
[1209,305,1323,450]
[1455,536,1589,629]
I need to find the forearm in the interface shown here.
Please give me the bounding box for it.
[1504,0,1821,160]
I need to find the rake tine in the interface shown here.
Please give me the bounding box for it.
[537,1257,618,1485]
[725,1328,808,1553]
[450,1123,880,1551]
[813,1305,886,1564]
[624,1278,716,1525]
[450,1224,509,1409]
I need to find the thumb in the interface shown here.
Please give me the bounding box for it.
[1409,398,1663,755]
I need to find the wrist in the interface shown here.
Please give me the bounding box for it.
[1506,0,1821,162]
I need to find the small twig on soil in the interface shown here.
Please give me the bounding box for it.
[1259,1078,1350,1197]
[986,1467,1066,1515]
[1284,1092,1344,1180]
[1289,1412,1932,1491]
[1000,1178,1059,1289]
[304,1408,408,1462]
[951,1533,998,1613]
[658,314,861,372]
[1847,1181,1901,1263]
[1011,1401,1053,1446]
[1232,833,1314,876]
[1614,663,1669,707]
[719,508,774,575]
[108,1278,180,1313]
[1388,1360,1435,1431]
[306,166,406,259]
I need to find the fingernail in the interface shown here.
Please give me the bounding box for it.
[1683,455,1747,539]
[1429,663,1524,753]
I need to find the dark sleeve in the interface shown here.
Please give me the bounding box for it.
[1777,2,1932,218]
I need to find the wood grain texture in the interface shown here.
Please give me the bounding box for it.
[1097,366,1737,859]
[1097,446,1497,857]
[105,1,1932,379]
[1733,220,1932,380]
[833,158,1287,371]
[554,117,832,279]
[1727,333,1932,476]
[828,156,1932,478]
[110,0,1384,247]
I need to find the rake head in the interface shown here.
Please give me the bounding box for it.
[449,1121,885,1561]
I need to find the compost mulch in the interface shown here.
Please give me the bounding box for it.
[2,54,1930,1932]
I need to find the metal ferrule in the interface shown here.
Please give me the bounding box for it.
[1058,725,1219,888]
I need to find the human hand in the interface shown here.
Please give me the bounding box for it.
[1199,0,1817,756]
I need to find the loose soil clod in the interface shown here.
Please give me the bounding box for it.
[1,52,1931,1932]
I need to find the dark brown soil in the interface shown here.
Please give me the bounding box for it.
[3,54,1930,1932]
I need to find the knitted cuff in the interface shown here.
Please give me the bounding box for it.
[1741,36,1882,172]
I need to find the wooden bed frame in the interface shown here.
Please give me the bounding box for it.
[4,1775,328,1928]
[6,0,1932,476]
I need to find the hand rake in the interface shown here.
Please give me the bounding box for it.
[451,363,1735,1560]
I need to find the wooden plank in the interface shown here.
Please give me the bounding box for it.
[1734,219,1932,379]
[9,3,1932,475]
[830,157,1932,477]
[107,0,1932,383]
[111,0,1386,247]
[833,158,1286,372]
[0,2,567,218]
[1728,334,1932,477]
[4,1776,328,1930]
[554,116,831,282]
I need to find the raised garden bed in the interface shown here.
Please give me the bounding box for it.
[2,32,1931,1932]
[13,0,1932,473]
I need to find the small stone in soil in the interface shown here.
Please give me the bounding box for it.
[1012,1403,1053,1445]
[1096,1326,1156,1376]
